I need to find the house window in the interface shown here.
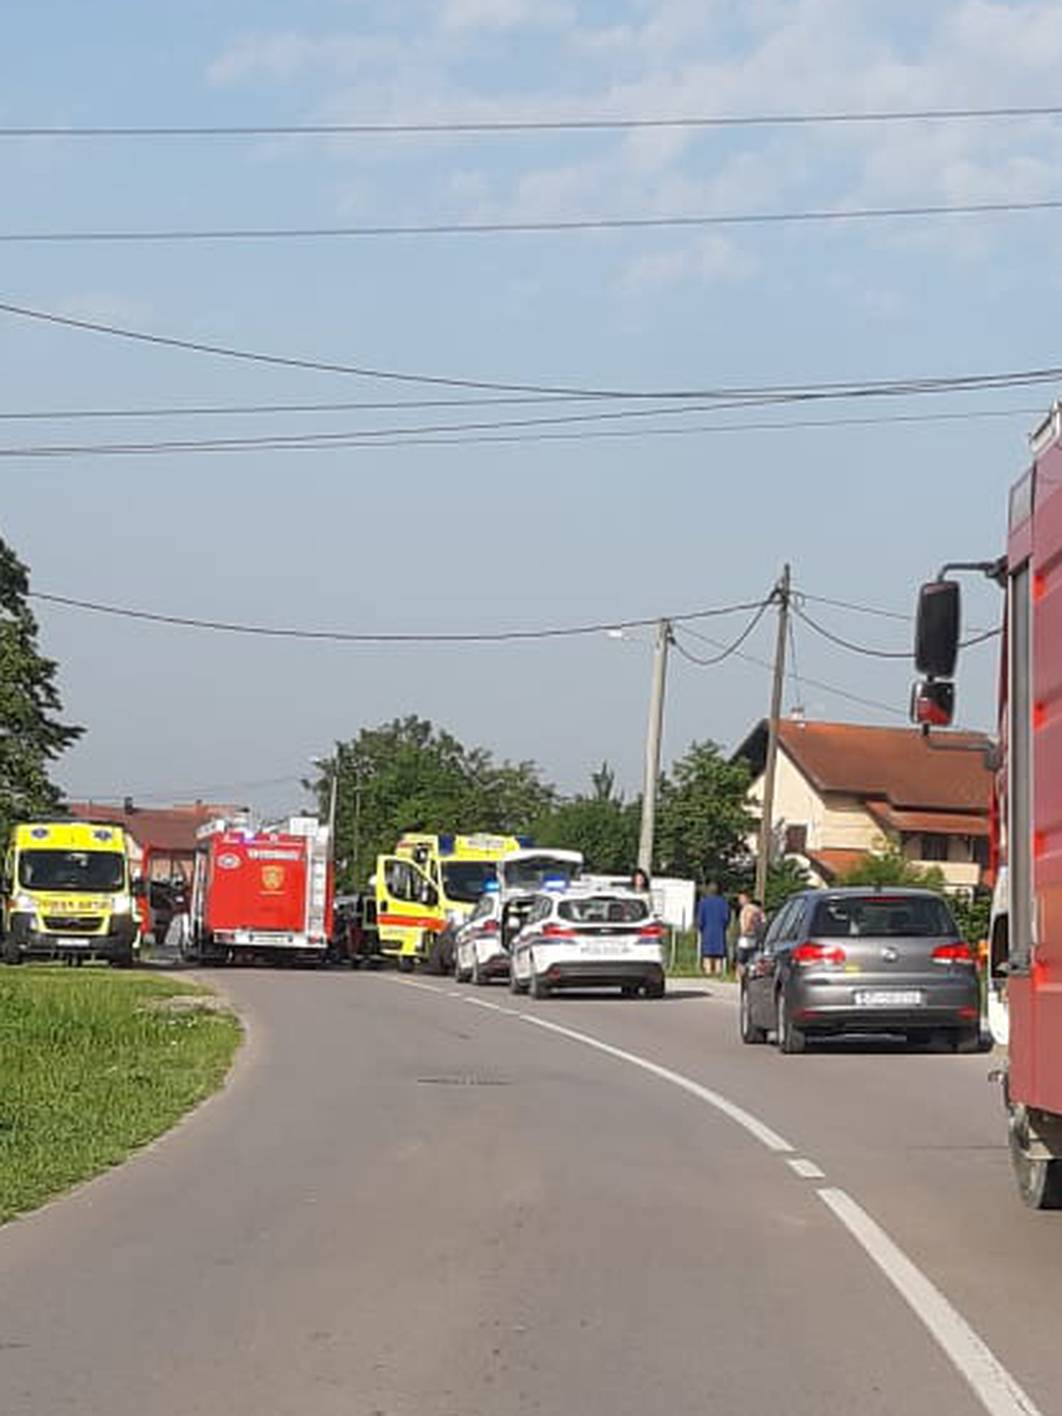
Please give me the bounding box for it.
[784,824,808,855]
[921,833,950,862]
[971,837,990,869]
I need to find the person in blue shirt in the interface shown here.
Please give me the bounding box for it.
[696,881,730,977]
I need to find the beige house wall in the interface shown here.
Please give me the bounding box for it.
[748,746,983,890]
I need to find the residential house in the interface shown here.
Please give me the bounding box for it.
[69,799,241,884]
[732,719,992,892]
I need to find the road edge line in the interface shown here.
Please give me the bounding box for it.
[818,1186,1043,1416]
[517,1011,794,1153]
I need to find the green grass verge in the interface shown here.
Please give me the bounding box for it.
[666,930,737,982]
[0,967,241,1223]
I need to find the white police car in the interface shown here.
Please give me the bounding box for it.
[453,887,508,985]
[509,885,666,999]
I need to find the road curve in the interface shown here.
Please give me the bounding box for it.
[0,970,1056,1415]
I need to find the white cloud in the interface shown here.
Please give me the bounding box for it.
[440,0,573,32]
[203,1,1062,287]
[623,233,755,292]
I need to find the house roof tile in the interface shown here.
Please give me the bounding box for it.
[736,719,992,813]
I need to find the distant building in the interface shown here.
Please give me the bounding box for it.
[732,719,992,891]
[68,800,242,883]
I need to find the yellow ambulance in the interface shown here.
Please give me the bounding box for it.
[2,819,141,966]
[375,832,525,971]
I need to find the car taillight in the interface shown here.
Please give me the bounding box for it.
[932,941,975,964]
[792,941,846,966]
[542,923,576,938]
[639,923,665,938]
[480,919,499,934]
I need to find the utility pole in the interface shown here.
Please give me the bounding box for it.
[327,744,340,846]
[755,565,791,904]
[638,618,672,874]
[351,772,362,887]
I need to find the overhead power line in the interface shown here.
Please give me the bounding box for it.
[674,621,907,719]
[670,599,773,666]
[0,404,1041,459]
[5,104,1062,138]
[4,296,1062,406]
[793,602,1001,658]
[29,589,768,645]
[0,393,588,421]
[8,197,1062,244]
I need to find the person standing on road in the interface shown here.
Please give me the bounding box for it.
[696,881,730,977]
[735,891,766,974]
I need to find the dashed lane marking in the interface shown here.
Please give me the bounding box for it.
[787,1158,827,1179]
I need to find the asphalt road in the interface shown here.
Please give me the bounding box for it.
[2,969,1060,1415]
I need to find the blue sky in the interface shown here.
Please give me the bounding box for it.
[2,0,1058,812]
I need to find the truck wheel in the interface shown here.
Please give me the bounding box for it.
[2,938,22,965]
[397,956,415,974]
[776,990,806,1054]
[1009,1116,1062,1209]
[109,949,135,969]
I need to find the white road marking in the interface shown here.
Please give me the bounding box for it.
[787,1158,826,1179]
[819,1187,1042,1416]
[386,972,1042,1415]
[464,997,504,1012]
[516,1011,794,1153]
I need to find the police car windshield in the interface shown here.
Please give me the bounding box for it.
[441,861,498,903]
[502,857,580,891]
[19,850,125,892]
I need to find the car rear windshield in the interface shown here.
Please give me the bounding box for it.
[441,860,498,903]
[18,849,125,892]
[811,895,957,938]
[558,896,650,924]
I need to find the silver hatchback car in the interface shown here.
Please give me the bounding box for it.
[740,887,981,1054]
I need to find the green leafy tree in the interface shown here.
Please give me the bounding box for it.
[314,716,552,889]
[764,856,812,912]
[0,536,83,836]
[951,889,991,945]
[838,837,946,891]
[534,763,640,873]
[654,740,757,886]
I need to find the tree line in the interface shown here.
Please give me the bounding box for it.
[310,714,805,905]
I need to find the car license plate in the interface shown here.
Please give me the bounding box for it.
[582,942,629,956]
[854,989,923,1008]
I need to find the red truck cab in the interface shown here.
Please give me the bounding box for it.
[912,402,1062,1207]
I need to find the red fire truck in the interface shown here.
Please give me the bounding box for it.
[187,814,333,967]
[912,401,1062,1207]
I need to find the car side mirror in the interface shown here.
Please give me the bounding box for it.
[915,579,960,678]
[910,679,955,728]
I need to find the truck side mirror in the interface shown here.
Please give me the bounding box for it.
[915,579,961,678]
[910,679,955,728]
